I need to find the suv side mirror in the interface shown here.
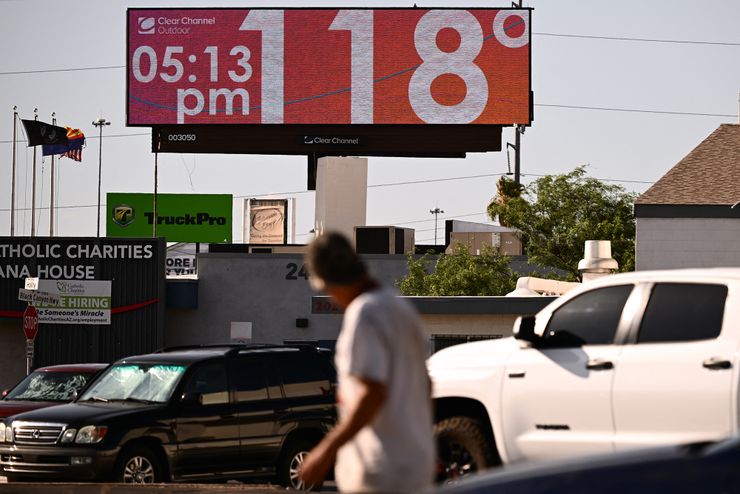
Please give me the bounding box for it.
[180,392,202,406]
[513,315,538,344]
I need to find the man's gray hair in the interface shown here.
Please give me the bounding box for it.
[306,232,367,287]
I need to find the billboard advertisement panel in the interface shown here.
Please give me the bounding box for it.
[107,193,232,243]
[127,8,531,126]
[247,199,288,244]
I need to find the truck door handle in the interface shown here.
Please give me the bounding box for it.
[586,359,614,371]
[703,358,732,370]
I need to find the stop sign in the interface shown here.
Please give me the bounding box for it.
[23,305,39,341]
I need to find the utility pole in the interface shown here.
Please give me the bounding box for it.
[430,207,444,245]
[92,118,110,237]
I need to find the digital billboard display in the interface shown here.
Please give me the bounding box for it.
[127,8,531,126]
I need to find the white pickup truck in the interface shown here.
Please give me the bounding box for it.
[428,268,739,480]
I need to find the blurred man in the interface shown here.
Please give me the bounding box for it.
[300,232,434,493]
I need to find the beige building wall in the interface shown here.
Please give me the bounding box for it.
[314,156,368,241]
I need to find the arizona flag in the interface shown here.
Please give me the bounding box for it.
[42,127,86,162]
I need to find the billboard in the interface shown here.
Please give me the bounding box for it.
[247,199,288,244]
[107,193,232,243]
[127,8,531,126]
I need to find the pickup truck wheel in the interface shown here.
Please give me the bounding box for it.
[434,417,496,483]
[277,438,323,491]
[115,445,162,484]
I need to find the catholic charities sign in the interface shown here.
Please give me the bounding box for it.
[35,279,112,325]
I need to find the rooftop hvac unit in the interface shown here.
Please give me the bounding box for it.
[354,226,415,254]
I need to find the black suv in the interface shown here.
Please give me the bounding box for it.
[0,344,336,489]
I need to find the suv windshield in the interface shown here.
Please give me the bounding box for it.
[5,372,92,402]
[79,364,186,404]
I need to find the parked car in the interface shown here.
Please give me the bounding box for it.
[434,436,740,494]
[0,364,108,418]
[0,344,336,488]
[428,268,740,481]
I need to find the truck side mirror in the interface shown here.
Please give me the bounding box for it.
[513,315,538,343]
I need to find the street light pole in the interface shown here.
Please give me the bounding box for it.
[92,118,110,237]
[430,207,444,245]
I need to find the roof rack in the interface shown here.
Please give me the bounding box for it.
[153,343,323,355]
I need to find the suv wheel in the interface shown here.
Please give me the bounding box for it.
[116,445,162,484]
[434,417,497,483]
[278,438,322,491]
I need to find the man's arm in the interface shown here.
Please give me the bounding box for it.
[299,377,387,486]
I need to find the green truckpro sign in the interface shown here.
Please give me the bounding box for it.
[106,193,232,243]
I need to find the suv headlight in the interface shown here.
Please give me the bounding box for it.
[0,422,5,443]
[75,425,108,444]
[3,422,11,443]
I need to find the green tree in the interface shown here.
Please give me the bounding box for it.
[487,167,636,280]
[397,243,517,296]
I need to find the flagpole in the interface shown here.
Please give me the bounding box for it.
[31,108,38,237]
[50,112,56,237]
[10,106,17,237]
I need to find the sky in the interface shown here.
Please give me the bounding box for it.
[1,0,738,245]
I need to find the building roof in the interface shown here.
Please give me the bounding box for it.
[636,124,740,206]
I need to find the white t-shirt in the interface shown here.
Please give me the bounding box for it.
[334,286,435,493]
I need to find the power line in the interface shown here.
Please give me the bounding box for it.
[536,103,738,118]
[0,30,737,77]
[534,32,740,47]
[0,65,125,76]
[0,133,149,145]
[0,173,653,213]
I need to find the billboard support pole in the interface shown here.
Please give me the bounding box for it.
[154,151,158,238]
[514,125,522,185]
[153,128,159,239]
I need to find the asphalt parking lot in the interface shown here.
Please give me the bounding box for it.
[0,476,337,492]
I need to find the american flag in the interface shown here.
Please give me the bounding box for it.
[62,127,85,162]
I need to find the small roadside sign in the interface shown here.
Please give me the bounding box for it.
[25,340,34,358]
[23,305,39,341]
[18,288,61,306]
[24,277,39,290]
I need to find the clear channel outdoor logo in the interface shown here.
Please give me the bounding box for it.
[138,17,155,34]
[113,205,135,227]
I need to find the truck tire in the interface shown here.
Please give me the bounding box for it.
[434,416,497,483]
[115,445,163,484]
[277,438,323,491]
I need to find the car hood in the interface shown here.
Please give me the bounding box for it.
[0,400,62,419]
[427,336,520,374]
[5,401,165,425]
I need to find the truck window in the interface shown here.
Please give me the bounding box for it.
[637,283,727,343]
[277,353,333,398]
[544,284,633,346]
[183,362,229,405]
[230,357,269,402]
